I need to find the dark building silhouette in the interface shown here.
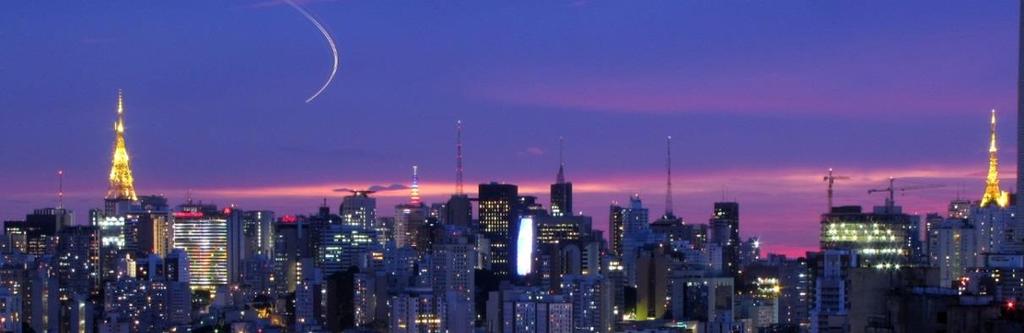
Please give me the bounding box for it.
[609,204,625,257]
[445,194,473,227]
[478,182,519,277]
[710,202,741,276]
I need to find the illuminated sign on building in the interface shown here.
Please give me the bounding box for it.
[516,216,535,276]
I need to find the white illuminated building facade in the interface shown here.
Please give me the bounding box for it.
[517,216,536,276]
[172,211,229,291]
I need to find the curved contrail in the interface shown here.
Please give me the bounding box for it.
[283,0,339,103]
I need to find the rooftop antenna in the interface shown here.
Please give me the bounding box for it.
[456,120,464,195]
[665,136,674,216]
[557,137,566,183]
[57,170,64,209]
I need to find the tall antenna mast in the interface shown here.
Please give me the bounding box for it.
[665,136,674,216]
[57,170,64,209]
[559,137,564,167]
[456,120,464,195]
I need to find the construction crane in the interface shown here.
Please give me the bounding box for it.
[867,177,944,212]
[823,168,850,211]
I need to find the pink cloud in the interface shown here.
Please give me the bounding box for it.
[518,147,545,157]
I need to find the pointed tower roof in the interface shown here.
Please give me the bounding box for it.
[556,137,566,184]
[106,90,138,201]
[456,120,464,195]
[981,109,1010,208]
[664,136,674,216]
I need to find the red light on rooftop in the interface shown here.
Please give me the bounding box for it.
[223,207,232,215]
[281,215,298,224]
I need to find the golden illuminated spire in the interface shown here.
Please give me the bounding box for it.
[106,89,138,201]
[981,109,1009,208]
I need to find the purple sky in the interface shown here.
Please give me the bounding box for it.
[0,0,1020,257]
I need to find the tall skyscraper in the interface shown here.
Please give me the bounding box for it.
[171,205,229,291]
[318,223,376,275]
[927,218,976,288]
[550,137,573,217]
[635,244,673,320]
[273,217,313,294]
[622,194,649,239]
[431,228,477,333]
[128,199,172,257]
[163,249,191,330]
[478,182,519,277]
[105,90,138,216]
[709,202,741,276]
[609,204,625,257]
[445,195,472,227]
[242,210,275,257]
[341,191,376,230]
[620,194,650,285]
[226,207,246,284]
[54,225,99,297]
[92,210,126,282]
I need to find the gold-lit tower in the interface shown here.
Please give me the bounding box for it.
[980,109,1009,208]
[106,90,138,201]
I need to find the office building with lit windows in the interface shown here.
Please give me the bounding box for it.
[819,205,922,269]
[172,209,229,291]
[391,288,446,333]
[478,182,519,277]
[243,210,275,258]
[395,202,427,249]
[709,202,741,276]
[535,215,592,246]
[341,191,376,230]
[488,287,573,333]
[318,223,376,275]
[609,204,625,257]
[927,217,976,288]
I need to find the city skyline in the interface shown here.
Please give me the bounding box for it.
[2,1,1021,258]
[4,2,1024,332]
